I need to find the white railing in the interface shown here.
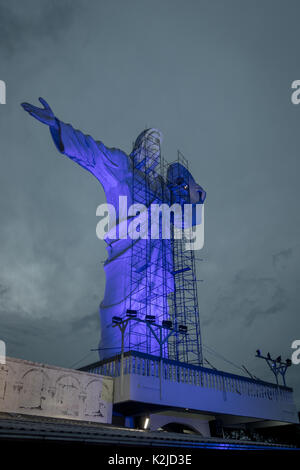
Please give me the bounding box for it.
[86,353,293,403]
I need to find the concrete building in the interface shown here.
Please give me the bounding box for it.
[81,350,299,438]
[0,357,113,424]
[0,353,298,448]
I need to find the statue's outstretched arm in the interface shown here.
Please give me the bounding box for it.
[21,98,113,174]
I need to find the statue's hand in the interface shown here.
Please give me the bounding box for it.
[21,97,57,128]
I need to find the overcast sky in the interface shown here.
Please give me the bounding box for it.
[1,0,300,406]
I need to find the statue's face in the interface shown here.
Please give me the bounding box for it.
[167,163,206,205]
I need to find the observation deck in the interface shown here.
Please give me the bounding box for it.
[81,351,298,425]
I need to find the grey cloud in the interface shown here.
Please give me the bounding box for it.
[273,248,293,269]
[0,0,78,56]
[0,283,9,297]
[244,284,286,327]
[0,308,99,367]
[207,272,288,328]
[71,310,99,332]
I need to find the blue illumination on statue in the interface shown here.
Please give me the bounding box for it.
[21,98,206,361]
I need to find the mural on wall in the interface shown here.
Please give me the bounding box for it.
[0,357,113,423]
[0,365,8,400]
[84,379,106,417]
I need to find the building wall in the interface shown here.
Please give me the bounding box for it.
[0,357,113,423]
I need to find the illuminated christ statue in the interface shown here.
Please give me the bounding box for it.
[21,98,206,360]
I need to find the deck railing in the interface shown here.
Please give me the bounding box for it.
[82,351,293,402]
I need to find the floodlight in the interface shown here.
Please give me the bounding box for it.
[126,309,137,317]
[112,316,122,324]
[145,315,156,323]
[179,324,187,333]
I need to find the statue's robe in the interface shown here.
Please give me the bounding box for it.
[50,121,174,359]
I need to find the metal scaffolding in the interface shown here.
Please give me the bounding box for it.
[126,133,203,366]
[167,152,203,365]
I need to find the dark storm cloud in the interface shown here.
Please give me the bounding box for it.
[0,308,99,367]
[272,247,293,269]
[204,272,288,328]
[0,0,78,56]
[71,310,99,332]
[1,0,300,406]
[0,283,9,297]
[237,276,287,327]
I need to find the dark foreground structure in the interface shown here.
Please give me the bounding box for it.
[0,412,299,455]
[79,350,299,447]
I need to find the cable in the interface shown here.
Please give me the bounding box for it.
[203,357,218,370]
[203,344,245,372]
[68,351,95,369]
[203,344,264,381]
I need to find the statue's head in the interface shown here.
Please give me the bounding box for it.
[130,131,206,206]
[167,162,206,205]
[130,128,163,171]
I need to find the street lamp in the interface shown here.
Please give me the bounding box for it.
[255,350,292,386]
[109,314,188,400]
[112,314,136,396]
